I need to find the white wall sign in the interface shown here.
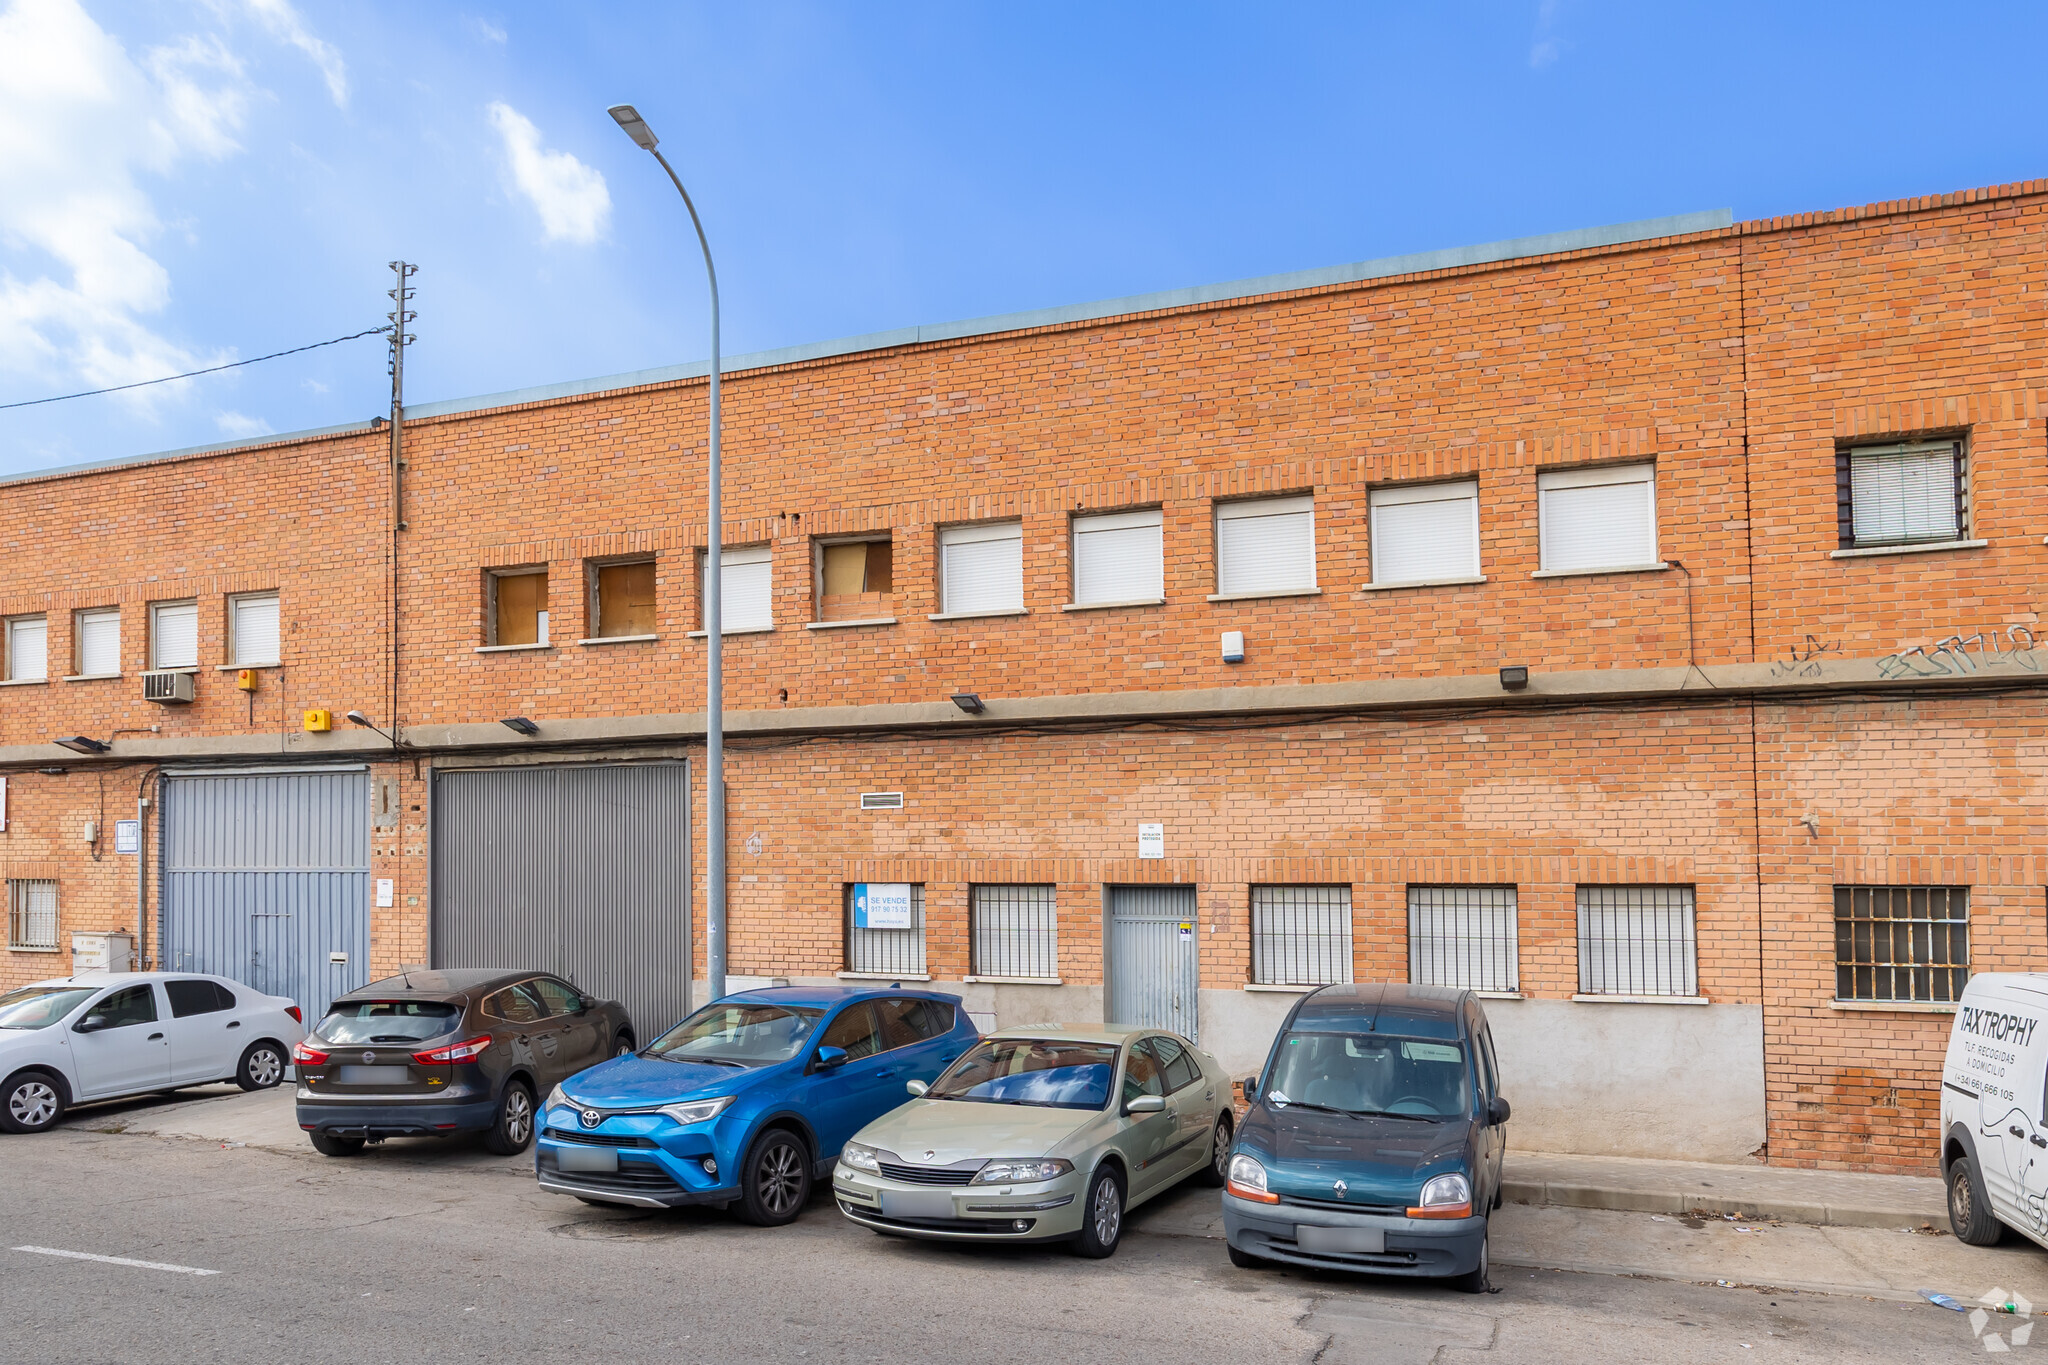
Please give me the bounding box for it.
[852,882,914,929]
[375,878,394,907]
[114,820,140,854]
[0,774,7,831]
[1137,823,1164,859]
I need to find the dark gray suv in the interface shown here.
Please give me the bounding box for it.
[294,969,634,1157]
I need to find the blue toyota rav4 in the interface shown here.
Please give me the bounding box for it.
[536,985,977,1224]
[1223,983,1510,1291]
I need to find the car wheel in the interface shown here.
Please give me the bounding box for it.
[1949,1156,2007,1246]
[0,1071,66,1134]
[310,1131,364,1157]
[1071,1165,1126,1259]
[735,1129,812,1226]
[613,1031,636,1058]
[1449,1217,1490,1293]
[483,1082,536,1156]
[235,1041,288,1091]
[1201,1114,1233,1187]
[1227,1243,1268,1269]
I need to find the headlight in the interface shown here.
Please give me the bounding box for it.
[840,1142,881,1172]
[1226,1152,1270,1196]
[1418,1173,1471,1207]
[971,1158,1073,1185]
[545,1083,570,1111]
[657,1095,736,1126]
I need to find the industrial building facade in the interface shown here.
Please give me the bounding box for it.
[3,180,2045,1173]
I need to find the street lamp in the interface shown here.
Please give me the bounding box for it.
[609,102,725,1008]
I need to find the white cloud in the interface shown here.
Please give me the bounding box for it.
[214,409,272,437]
[241,0,346,108]
[1529,0,1569,68]
[301,376,328,394]
[488,101,610,245]
[468,15,507,44]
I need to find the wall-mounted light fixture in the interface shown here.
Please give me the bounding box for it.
[500,717,539,736]
[1498,666,1530,691]
[950,693,986,714]
[345,710,398,743]
[54,736,110,755]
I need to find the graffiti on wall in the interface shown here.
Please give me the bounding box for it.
[1876,625,2042,679]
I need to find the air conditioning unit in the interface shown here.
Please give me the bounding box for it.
[142,671,195,704]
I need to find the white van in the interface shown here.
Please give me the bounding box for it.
[1941,974,2048,1247]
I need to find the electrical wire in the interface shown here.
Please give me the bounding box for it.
[0,327,392,411]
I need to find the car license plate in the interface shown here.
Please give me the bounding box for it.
[556,1145,620,1174]
[336,1065,411,1085]
[1296,1224,1385,1254]
[880,1189,956,1219]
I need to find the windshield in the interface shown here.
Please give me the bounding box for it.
[1265,1032,1471,1120]
[645,1002,824,1066]
[0,986,96,1031]
[317,1000,461,1044]
[927,1039,1119,1110]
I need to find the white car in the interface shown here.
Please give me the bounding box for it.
[0,972,306,1134]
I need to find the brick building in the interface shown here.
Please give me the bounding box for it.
[3,181,2045,1173]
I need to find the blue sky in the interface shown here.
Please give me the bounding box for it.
[3,0,2045,477]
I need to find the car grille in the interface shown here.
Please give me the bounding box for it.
[1280,1194,1406,1215]
[878,1161,981,1186]
[543,1127,657,1149]
[840,1201,1033,1235]
[536,1151,682,1195]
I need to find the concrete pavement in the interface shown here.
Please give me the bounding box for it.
[1504,1149,1948,1229]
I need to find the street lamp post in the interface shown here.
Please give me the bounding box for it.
[608,103,725,1007]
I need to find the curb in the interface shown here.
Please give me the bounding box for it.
[1502,1177,1943,1230]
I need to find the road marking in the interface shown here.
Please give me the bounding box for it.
[12,1246,220,1276]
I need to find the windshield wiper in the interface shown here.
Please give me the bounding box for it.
[650,1052,745,1067]
[1345,1108,1442,1123]
[1270,1099,1365,1120]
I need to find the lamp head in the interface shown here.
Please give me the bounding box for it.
[500,717,539,737]
[608,104,659,151]
[344,710,374,729]
[950,693,986,715]
[54,736,110,755]
[1497,666,1530,691]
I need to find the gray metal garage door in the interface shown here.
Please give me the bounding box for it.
[160,767,371,1023]
[1107,884,1200,1041]
[431,762,692,1041]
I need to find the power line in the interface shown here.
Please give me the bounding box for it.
[0,326,392,411]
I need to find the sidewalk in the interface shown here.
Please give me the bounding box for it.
[1505,1149,1947,1229]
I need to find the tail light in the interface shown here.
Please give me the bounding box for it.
[285,1005,303,1024]
[413,1035,492,1065]
[292,1041,329,1065]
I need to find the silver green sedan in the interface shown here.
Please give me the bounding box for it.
[832,1025,1234,1257]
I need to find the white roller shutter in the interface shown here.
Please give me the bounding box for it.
[151,601,199,669]
[230,593,281,665]
[76,609,120,676]
[940,521,1023,615]
[5,617,47,682]
[1369,481,1478,585]
[1849,442,1960,544]
[1072,509,1162,605]
[704,545,772,632]
[1538,463,1657,572]
[1215,496,1314,596]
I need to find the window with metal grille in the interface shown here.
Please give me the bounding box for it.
[7,879,58,951]
[1834,885,1969,1003]
[1577,886,1698,997]
[970,884,1057,979]
[845,883,926,975]
[1835,440,1966,548]
[1407,886,1518,992]
[1252,885,1353,986]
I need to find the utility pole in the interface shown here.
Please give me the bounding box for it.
[386,263,415,749]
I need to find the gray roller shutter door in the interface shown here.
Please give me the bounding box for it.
[1106,885,1200,1041]
[432,762,691,1041]
[160,768,371,1023]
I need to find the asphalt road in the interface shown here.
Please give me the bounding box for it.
[0,1119,2004,1364]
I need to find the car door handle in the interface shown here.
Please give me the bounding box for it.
[149,1033,164,1041]
[875,1070,898,1079]
[2015,1126,2028,1139]
[226,1021,242,1029]
[2035,1136,2048,1149]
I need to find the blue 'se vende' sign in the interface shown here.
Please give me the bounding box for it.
[852,883,914,930]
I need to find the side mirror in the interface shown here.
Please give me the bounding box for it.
[814,1045,849,1071]
[1487,1095,1512,1126]
[73,1015,107,1034]
[1242,1075,1260,1101]
[1125,1094,1166,1115]
[905,1079,928,1097]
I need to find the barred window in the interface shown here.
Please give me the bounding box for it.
[844,883,926,976]
[1251,885,1353,986]
[7,879,58,951]
[1834,885,1968,1003]
[1408,886,1518,992]
[1836,440,1966,549]
[1577,886,1697,997]
[970,885,1057,980]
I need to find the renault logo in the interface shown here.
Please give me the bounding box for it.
[579,1108,602,1129]
[923,1150,936,1162]
[1333,1179,1348,1199]
[361,1051,375,1065]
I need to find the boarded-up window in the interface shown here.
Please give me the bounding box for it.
[819,540,893,621]
[149,601,198,669]
[75,608,120,677]
[492,571,549,646]
[229,592,281,665]
[594,561,657,637]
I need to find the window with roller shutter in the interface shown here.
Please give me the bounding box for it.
[149,600,199,669]
[698,545,773,632]
[1213,495,1314,597]
[1836,440,1967,548]
[1071,508,1162,606]
[229,592,281,665]
[4,615,47,682]
[1369,480,1479,586]
[74,607,120,677]
[1537,463,1659,574]
[937,521,1023,617]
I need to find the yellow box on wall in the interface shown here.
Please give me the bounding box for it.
[236,669,259,691]
[302,709,332,732]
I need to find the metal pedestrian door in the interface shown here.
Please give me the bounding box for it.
[161,768,371,1024]
[1107,885,1200,1042]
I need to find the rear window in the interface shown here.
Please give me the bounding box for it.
[317,1000,462,1044]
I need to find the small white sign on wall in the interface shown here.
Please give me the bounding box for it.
[114,820,140,854]
[375,878,394,907]
[1137,823,1164,860]
[852,882,914,929]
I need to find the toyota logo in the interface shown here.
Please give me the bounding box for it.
[361,1051,375,1065]
[1333,1179,1348,1199]
[579,1108,602,1129]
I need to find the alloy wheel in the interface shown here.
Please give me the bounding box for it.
[758,1141,804,1216]
[1092,1175,1122,1246]
[9,1081,57,1129]
[504,1089,533,1145]
[1213,1121,1231,1179]
[247,1047,284,1088]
